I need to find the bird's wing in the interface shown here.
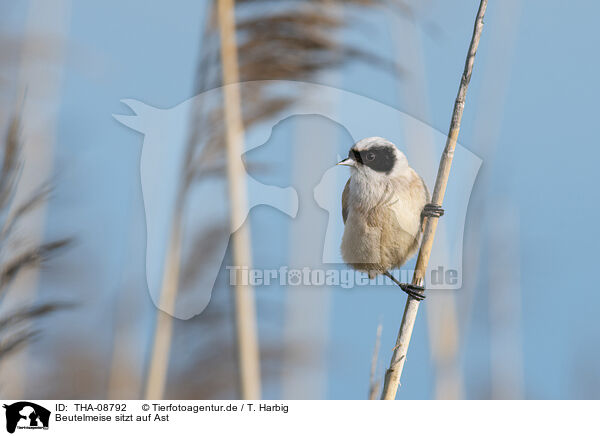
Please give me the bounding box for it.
[418,175,431,232]
[342,178,350,224]
[419,175,431,203]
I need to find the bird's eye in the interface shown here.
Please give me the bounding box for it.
[366,152,376,161]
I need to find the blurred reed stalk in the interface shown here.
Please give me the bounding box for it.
[489,202,524,399]
[368,321,382,400]
[139,0,398,400]
[380,0,487,400]
[0,0,70,398]
[458,0,522,400]
[140,3,216,400]
[217,0,261,400]
[143,205,184,399]
[0,116,71,370]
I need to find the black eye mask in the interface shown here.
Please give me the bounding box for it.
[350,148,363,165]
[350,146,396,174]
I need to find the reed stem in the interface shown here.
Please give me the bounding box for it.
[380,0,488,400]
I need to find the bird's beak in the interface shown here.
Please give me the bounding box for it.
[337,157,356,167]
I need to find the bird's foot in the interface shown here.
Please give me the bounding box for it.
[398,283,426,301]
[422,203,444,219]
[383,271,426,301]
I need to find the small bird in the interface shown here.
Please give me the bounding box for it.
[338,137,443,299]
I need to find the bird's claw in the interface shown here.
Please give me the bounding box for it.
[422,203,444,219]
[384,271,427,300]
[399,283,426,301]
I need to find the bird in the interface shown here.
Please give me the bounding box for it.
[338,136,443,300]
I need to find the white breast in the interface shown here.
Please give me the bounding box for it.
[341,167,426,270]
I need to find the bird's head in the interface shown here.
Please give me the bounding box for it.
[337,137,409,180]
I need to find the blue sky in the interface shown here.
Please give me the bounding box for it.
[3,0,600,399]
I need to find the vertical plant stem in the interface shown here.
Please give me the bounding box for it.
[380,0,488,400]
[143,203,183,400]
[368,322,383,400]
[141,4,215,401]
[217,0,261,400]
[0,0,70,399]
[394,13,463,400]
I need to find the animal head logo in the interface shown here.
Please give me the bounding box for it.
[3,402,50,434]
[114,81,481,319]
